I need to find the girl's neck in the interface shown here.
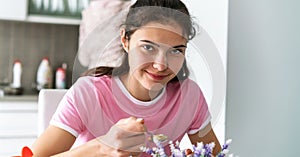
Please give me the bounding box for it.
[119,74,162,102]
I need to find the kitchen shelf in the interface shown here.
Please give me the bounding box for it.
[26,15,81,25]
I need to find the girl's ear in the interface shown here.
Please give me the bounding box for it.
[120,29,129,53]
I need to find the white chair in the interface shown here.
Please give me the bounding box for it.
[37,89,68,136]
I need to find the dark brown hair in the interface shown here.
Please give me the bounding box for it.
[83,0,196,82]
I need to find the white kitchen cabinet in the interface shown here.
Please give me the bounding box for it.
[0,97,38,157]
[0,1,28,21]
[0,1,82,25]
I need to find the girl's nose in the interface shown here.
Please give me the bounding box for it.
[153,63,168,71]
[152,54,168,71]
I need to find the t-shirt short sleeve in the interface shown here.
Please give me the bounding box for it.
[187,87,212,135]
[50,87,85,137]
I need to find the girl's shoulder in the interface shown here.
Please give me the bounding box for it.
[70,75,113,94]
[75,75,112,85]
[168,78,201,91]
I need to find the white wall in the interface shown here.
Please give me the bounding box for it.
[226,1,300,156]
[181,0,228,145]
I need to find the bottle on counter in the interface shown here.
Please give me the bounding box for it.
[11,60,22,88]
[55,63,67,89]
[36,57,53,91]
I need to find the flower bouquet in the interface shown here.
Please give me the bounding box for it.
[140,138,235,157]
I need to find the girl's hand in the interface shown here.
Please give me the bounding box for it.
[97,117,146,157]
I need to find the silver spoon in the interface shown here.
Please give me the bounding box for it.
[143,126,168,144]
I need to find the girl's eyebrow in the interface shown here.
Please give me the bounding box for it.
[140,40,160,47]
[173,45,187,49]
[140,40,186,49]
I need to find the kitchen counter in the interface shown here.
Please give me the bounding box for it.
[0,95,38,156]
[0,95,38,102]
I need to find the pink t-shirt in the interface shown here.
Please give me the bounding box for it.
[50,75,211,154]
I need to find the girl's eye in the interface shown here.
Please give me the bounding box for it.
[143,45,154,51]
[169,49,183,55]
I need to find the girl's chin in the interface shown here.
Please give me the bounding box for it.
[148,83,165,91]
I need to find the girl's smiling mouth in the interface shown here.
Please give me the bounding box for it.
[145,70,170,81]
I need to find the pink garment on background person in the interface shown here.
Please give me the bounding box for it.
[50,75,211,155]
[79,0,131,68]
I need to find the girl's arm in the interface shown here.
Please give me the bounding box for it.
[32,117,145,157]
[188,122,221,156]
[32,126,121,157]
[32,125,76,156]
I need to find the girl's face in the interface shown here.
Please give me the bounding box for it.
[121,22,187,95]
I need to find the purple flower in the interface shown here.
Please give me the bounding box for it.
[140,137,234,157]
